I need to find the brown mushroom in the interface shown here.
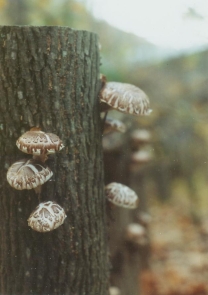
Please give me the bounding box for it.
[16,130,64,162]
[6,159,53,191]
[100,82,151,115]
[105,182,139,209]
[28,201,67,232]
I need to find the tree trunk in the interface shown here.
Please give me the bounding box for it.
[104,136,142,295]
[0,26,108,295]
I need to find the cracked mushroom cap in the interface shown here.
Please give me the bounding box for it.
[104,117,126,134]
[16,130,64,155]
[7,159,53,190]
[105,182,139,209]
[100,82,151,115]
[28,201,67,232]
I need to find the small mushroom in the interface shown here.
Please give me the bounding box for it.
[131,150,153,165]
[102,132,124,153]
[103,117,126,135]
[105,182,139,209]
[28,201,67,232]
[125,223,148,246]
[130,129,151,147]
[100,82,151,115]
[6,159,53,191]
[109,286,121,295]
[137,211,152,227]
[16,130,64,161]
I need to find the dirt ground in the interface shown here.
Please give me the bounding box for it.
[140,196,208,295]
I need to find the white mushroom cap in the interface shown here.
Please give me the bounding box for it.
[137,211,152,227]
[109,286,121,295]
[125,223,148,246]
[104,117,126,135]
[131,150,153,164]
[28,201,67,232]
[131,129,151,145]
[102,133,123,152]
[16,130,64,155]
[100,82,151,116]
[7,159,53,190]
[105,182,139,209]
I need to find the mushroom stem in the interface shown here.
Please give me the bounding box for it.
[34,186,42,202]
[101,111,108,134]
[33,154,48,163]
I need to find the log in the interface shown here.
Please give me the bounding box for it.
[0,25,108,295]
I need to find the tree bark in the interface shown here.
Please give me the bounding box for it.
[0,26,108,295]
[104,135,142,295]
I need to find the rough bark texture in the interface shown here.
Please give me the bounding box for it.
[0,26,108,295]
[104,129,151,295]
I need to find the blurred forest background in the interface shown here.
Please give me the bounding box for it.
[1,0,208,294]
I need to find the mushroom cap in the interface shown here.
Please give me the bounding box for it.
[100,82,151,115]
[102,132,124,152]
[7,159,53,190]
[125,223,148,246]
[109,286,121,295]
[126,223,146,239]
[137,211,152,227]
[16,130,64,155]
[105,182,139,209]
[28,201,67,232]
[131,129,151,145]
[104,118,126,135]
[131,150,153,164]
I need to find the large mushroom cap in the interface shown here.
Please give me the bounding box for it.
[105,182,139,209]
[16,130,64,155]
[100,82,151,115]
[7,159,53,190]
[28,201,67,232]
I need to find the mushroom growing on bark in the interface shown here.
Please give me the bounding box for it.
[100,82,151,116]
[125,223,148,246]
[28,201,67,232]
[16,129,64,162]
[105,182,139,209]
[7,159,53,192]
[131,150,153,165]
[130,129,151,149]
[109,286,121,295]
[104,117,126,135]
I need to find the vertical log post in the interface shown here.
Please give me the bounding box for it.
[0,26,108,295]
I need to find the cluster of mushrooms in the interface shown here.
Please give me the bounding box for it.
[100,77,151,210]
[99,78,151,295]
[6,77,151,239]
[6,128,67,232]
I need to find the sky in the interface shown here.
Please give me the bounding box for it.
[86,0,208,51]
